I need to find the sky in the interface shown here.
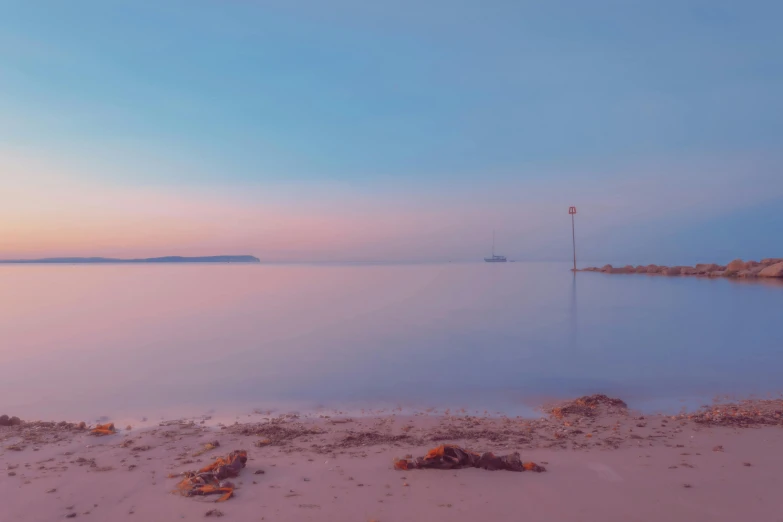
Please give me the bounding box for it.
[1,0,781,263]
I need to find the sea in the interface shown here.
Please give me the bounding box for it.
[2,262,782,423]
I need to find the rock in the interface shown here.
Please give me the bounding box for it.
[635,265,647,273]
[761,258,783,266]
[623,265,635,273]
[739,266,764,278]
[0,415,9,426]
[725,259,746,275]
[646,265,660,274]
[601,264,613,272]
[663,267,682,276]
[695,263,719,274]
[709,270,726,277]
[680,267,697,275]
[9,416,21,426]
[759,262,783,278]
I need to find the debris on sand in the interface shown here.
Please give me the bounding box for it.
[170,450,248,502]
[205,508,224,517]
[2,420,89,450]
[550,395,628,419]
[332,431,416,449]
[90,423,117,436]
[394,444,545,472]
[228,419,323,446]
[193,441,220,457]
[678,400,783,427]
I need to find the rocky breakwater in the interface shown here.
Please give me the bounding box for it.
[581,258,783,279]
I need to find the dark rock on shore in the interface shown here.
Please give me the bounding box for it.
[0,415,22,426]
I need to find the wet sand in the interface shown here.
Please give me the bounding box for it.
[2,397,782,521]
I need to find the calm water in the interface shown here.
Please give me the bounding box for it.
[1,263,782,421]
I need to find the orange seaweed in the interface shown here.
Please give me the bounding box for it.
[90,423,116,436]
[171,450,247,502]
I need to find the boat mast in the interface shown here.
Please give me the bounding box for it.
[492,229,495,257]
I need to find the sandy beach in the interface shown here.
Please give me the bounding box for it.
[3,396,782,522]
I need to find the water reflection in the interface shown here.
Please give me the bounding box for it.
[569,272,578,352]
[1,262,782,420]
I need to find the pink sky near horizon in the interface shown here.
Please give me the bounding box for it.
[2,147,781,262]
[0,148,556,260]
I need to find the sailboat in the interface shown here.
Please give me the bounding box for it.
[484,230,507,262]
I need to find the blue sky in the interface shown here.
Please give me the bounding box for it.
[1,1,781,262]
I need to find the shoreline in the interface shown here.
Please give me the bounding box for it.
[581,257,783,279]
[3,395,782,521]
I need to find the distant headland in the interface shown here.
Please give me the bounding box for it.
[0,255,261,264]
[580,258,783,278]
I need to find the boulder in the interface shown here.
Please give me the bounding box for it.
[680,267,697,275]
[709,270,726,277]
[646,265,661,274]
[0,415,21,426]
[725,259,746,274]
[664,266,682,276]
[601,264,613,273]
[695,263,719,274]
[623,265,635,273]
[761,258,783,266]
[635,265,647,273]
[759,262,783,278]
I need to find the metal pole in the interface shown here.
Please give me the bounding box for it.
[568,206,577,272]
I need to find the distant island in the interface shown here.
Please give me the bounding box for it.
[0,255,261,264]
